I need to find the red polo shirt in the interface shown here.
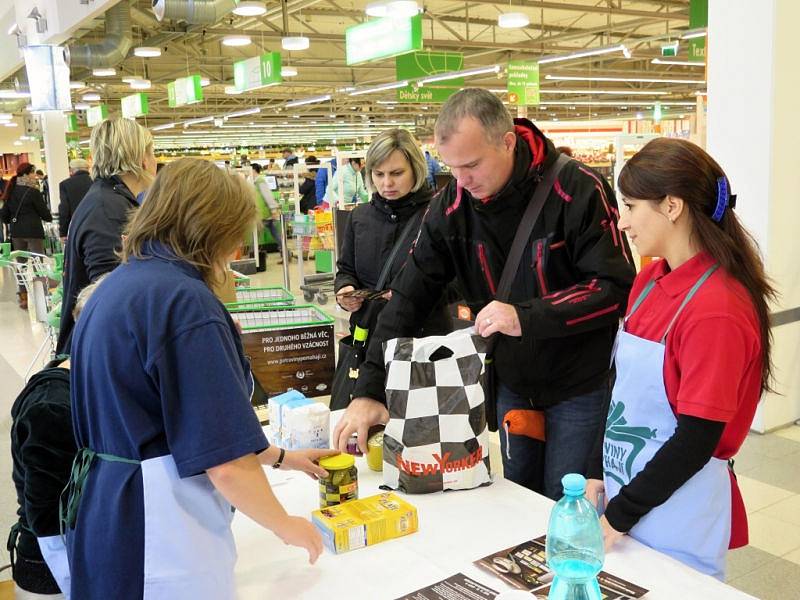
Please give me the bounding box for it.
[625,251,762,548]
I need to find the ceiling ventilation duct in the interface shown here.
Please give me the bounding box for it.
[68,2,133,69]
[152,0,237,24]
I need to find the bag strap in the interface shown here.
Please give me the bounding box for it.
[495,153,571,302]
[11,188,31,223]
[376,211,421,291]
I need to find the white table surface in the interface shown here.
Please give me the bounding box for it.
[232,452,756,599]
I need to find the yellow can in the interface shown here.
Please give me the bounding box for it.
[367,431,384,472]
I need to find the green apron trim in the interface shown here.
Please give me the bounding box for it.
[59,448,141,537]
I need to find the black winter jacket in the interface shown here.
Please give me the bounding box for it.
[57,176,138,354]
[10,361,75,594]
[0,183,52,239]
[335,187,452,339]
[353,119,635,407]
[58,170,93,237]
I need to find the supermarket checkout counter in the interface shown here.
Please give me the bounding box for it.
[231,426,755,599]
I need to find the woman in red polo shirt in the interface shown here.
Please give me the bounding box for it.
[586,138,775,579]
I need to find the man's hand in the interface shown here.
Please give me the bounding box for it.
[332,397,389,454]
[281,448,339,479]
[585,478,606,511]
[335,285,364,313]
[600,515,625,552]
[475,301,522,338]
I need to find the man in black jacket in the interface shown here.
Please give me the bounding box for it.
[58,159,93,240]
[333,89,635,499]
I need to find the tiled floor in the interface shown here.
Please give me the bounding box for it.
[1,255,800,598]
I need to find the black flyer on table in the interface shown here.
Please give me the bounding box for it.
[473,535,649,599]
[396,572,499,600]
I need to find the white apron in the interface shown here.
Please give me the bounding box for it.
[603,264,731,580]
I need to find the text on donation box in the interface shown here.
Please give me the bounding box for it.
[242,325,335,398]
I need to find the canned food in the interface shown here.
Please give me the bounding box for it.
[318,454,359,508]
[367,431,383,472]
[345,433,363,456]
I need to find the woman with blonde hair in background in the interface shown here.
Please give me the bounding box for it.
[63,158,332,599]
[57,117,156,354]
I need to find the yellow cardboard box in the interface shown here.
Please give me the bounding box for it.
[311,492,418,554]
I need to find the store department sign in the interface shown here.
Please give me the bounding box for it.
[507,61,540,106]
[234,52,282,92]
[65,113,78,133]
[688,0,708,62]
[395,51,463,103]
[346,14,423,65]
[167,74,203,107]
[121,93,149,119]
[86,104,109,127]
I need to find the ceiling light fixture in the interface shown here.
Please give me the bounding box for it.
[0,113,13,121]
[151,123,176,131]
[0,89,31,99]
[224,85,243,95]
[184,116,215,127]
[365,1,388,17]
[92,68,116,77]
[130,79,152,90]
[82,92,101,101]
[281,66,298,77]
[545,75,705,85]
[285,94,332,108]
[222,35,252,47]
[200,77,211,87]
[282,36,310,51]
[134,46,161,58]
[4,122,19,127]
[538,45,629,65]
[419,64,500,85]
[541,100,695,107]
[539,89,669,96]
[651,58,705,67]
[497,12,530,29]
[74,102,91,110]
[349,80,409,96]
[225,107,261,119]
[386,0,419,17]
[232,1,267,16]
[69,81,86,90]
[681,29,707,40]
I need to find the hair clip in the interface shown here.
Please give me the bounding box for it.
[712,176,730,222]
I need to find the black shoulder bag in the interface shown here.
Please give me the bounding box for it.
[330,213,421,410]
[483,153,570,431]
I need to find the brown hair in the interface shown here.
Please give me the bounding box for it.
[619,138,776,392]
[2,162,36,202]
[120,158,257,287]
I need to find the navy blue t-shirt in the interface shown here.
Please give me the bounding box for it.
[67,242,268,600]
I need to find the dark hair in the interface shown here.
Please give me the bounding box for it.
[251,163,262,174]
[350,157,362,167]
[619,138,776,392]
[2,162,35,202]
[306,155,319,165]
[556,146,574,157]
[282,148,293,154]
[35,169,44,176]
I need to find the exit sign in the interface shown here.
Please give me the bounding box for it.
[661,41,679,57]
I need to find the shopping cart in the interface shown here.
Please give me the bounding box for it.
[291,212,335,305]
[230,285,294,307]
[0,243,62,379]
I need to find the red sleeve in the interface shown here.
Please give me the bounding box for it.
[671,316,758,422]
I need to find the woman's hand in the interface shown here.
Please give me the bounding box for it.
[281,448,339,479]
[273,515,324,564]
[600,515,625,552]
[336,285,364,312]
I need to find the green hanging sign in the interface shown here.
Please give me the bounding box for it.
[121,93,149,118]
[234,52,282,92]
[507,61,540,106]
[395,51,463,103]
[86,104,109,127]
[346,14,423,65]
[688,0,708,62]
[167,75,203,107]
[65,113,79,133]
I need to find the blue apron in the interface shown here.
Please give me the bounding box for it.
[603,264,732,580]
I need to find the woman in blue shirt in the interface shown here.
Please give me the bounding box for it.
[65,158,330,599]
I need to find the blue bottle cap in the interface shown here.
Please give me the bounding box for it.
[561,473,586,496]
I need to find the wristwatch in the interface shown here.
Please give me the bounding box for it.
[272,448,286,469]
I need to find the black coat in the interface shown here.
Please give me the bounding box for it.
[56,176,138,354]
[58,170,93,237]
[335,187,452,339]
[299,177,316,213]
[354,119,635,407]
[0,183,52,239]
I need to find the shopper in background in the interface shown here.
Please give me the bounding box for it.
[424,150,442,190]
[334,130,452,393]
[325,157,369,205]
[8,275,105,600]
[315,158,336,206]
[282,147,299,168]
[252,162,283,262]
[584,138,774,579]
[299,156,318,214]
[65,158,332,600]
[556,146,574,158]
[0,162,53,310]
[334,89,634,499]
[35,169,50,205]
[56,118,156,355]
[58,159,93,242]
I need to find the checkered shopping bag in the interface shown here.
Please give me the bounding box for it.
[382,328,493,494]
